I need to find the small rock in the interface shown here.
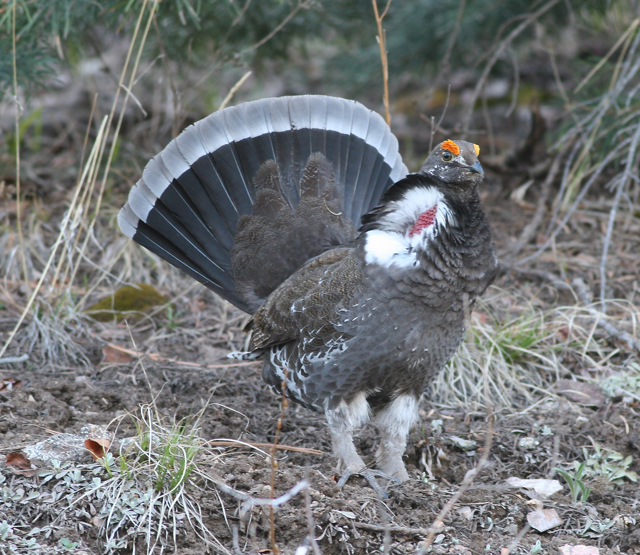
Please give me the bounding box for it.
[23,425,115,465]
[559,546,599,555]
[527,508,563,532]
[518,437,539,450]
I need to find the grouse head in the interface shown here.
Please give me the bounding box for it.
[420,139,482,190]
[360,139,490,270]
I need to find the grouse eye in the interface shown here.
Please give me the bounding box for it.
[441,151,453,162]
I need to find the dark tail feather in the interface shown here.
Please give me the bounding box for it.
[119,95,407,312]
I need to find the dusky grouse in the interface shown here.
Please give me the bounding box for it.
[119,95,498,489]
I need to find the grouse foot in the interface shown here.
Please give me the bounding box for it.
[337,467,400,498]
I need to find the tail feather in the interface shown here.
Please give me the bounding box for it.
[355,115,393,219]
[119,95,408,312]
[119,207,242,309]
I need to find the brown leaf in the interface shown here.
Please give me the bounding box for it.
[6,452,37,476]
[0,377,22,391]
[85,438,111,460]
[102,345,133,364]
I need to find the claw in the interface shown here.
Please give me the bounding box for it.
[337,468,400,498]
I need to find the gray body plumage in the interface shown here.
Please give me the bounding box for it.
[256,199,494,412]
[119,96,497,484]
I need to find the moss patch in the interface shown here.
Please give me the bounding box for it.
[85,283,169,322]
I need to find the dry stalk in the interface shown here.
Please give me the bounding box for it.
[599,118,640,308]
[427,85,451,152]
[304,469,322,555]
[424,0,465,109]
[509,150,564,257]
[0,117,109,360]
[50,93,99,290]
[504,435,561,553]
[11,0,28,290]
[207,440,323,455]
[353,522,432,536]
[101,342,259,370]
[219,70,253,111]
[269,368,289,554]
[372,0,392,126]
[69,0,159,291]
[240,0,313,56]
[574,18,640,94]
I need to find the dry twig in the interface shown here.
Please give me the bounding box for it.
[461,0,563,134]
[269,369,289,554]
[509,151,563,257]
[419,412,494,551]
[372,0,392,125]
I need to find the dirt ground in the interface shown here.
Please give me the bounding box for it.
[1,335,639,554]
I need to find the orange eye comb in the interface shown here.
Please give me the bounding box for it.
[473,144,480,155]
[441,140,460,156]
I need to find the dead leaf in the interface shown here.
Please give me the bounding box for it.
[102,345,133,364]
[0,377,22,391]
[449,435,477,451]
[85,438,111,460]
[556,379,606,407]
[527,508,563,532]
[6,452,37,476]
[506,477,563,497]
[559,546,599,555]
[510,179,536,208]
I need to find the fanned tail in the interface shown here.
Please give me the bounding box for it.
[119,95,408,312]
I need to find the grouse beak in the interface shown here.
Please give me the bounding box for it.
[467,161,484,176]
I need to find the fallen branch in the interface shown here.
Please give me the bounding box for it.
[351,522,432,536]
[103,343,259,369]
[572,278,640,354]
[501,266,640,355]
[207,440,323,455]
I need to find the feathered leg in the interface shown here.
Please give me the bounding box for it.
[373,394,419,482]
[325,393,370,475]
[326,394,401,496]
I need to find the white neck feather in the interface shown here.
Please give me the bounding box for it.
[363,186,453,269]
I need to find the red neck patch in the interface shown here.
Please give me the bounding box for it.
[408,205,437,237]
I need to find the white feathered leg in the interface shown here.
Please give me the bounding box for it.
[325,393,370,474]
[373,394,419,482]
[326,393,400,497]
